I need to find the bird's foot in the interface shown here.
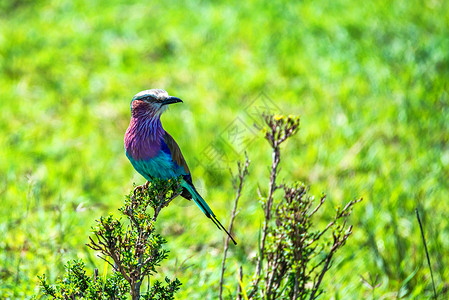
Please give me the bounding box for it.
[133,181,150,196]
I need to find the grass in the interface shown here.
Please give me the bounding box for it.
[1,0,448,298]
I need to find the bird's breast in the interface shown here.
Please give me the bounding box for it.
[125,133,161,161]
[124,117,164,161]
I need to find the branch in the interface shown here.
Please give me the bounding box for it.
[308,198,362,246]
[309,226,353,300]
[219,154,250,300]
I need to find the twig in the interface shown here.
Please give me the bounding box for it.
[249,138,280,297]
[236,266,243,300]
[416,208,437,299]
[309,226,353,300]
[308,198,361,246]
[308,195,326,218]
[219,154,250,300]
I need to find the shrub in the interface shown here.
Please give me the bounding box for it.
[38,178,183,300]
[220,114,362,300]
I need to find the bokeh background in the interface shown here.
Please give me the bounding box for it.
[1,0,448,298]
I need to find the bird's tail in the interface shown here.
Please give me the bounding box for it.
[181,179,237,245]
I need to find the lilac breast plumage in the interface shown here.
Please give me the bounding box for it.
[124,116,164,160]
[124,112,188,181]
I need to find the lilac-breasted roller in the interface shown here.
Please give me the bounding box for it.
[124,89,237,245]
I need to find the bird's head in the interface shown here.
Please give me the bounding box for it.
[130,89,183,117]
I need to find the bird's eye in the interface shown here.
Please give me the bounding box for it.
[144,96,156,102]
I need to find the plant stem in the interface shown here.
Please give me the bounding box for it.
[248,145,280,298]
[415,208,437,299]
[219,156,250,300]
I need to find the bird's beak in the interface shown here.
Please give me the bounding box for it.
[162,96,183,105]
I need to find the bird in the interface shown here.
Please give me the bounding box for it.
[124,89,237,245]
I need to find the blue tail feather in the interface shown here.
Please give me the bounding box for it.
[181,179,237,245]
[181,179,214,217]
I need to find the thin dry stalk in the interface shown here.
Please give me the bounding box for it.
[248,114,299,298]
[219,154,250,300]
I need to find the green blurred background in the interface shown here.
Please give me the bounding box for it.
[1,0,448,298]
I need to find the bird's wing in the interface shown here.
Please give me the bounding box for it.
[162,132,191,177]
